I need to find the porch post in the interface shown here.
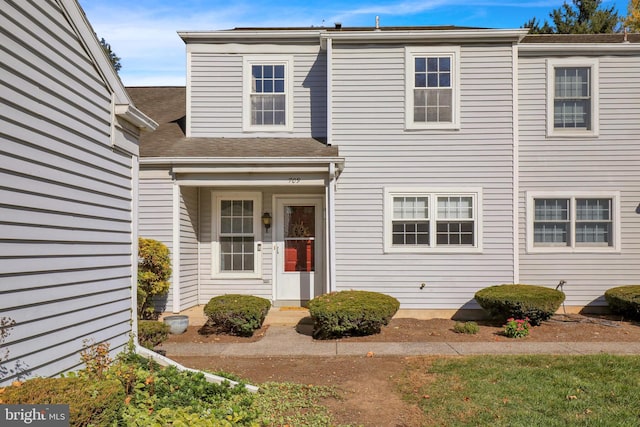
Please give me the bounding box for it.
[327,163,337,293]
[172,180,181,313]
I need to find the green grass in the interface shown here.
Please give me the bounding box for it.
[398,354,640,426]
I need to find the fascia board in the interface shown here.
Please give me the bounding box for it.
[323,29,529,44]
[518,43,640,55]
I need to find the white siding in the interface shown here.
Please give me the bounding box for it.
[518,54,640,306]
[331,43,517,309]
[189,49,326,138]
[138,169,174,310]
[1,0,135,384]
[179,187,199,309]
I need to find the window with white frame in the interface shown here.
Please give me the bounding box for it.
[405,47,460,130]
[528,193,619,252]
[243,57,293,132]
[213,193,261,277]
[547,59,599,136]
[385,189,481,252]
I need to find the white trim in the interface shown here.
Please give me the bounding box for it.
[328,163,337,292]
[242,56,294,132]
[326,38,333,146]
[211,191,263,279]
[546,58,599,138]
[172,181,181,313]
[325,29,528,43]
[186,50,192,137]
[512,43,520,284]
[383,187,483,254]
[405,46,461,130]
[519,43,640,54]
[525,191,621,254]
[130,154,140,333]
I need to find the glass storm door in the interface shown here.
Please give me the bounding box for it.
[275,197,323,302]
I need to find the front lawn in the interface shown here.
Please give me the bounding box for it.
[398,354,640,426]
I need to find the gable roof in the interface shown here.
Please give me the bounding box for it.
[127,86,339,160]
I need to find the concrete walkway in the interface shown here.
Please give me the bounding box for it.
[158,307,640,357]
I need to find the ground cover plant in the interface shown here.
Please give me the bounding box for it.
[398,354,640,426]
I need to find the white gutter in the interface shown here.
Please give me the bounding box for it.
[115,104,158,132]
[141,156,345,167]
[323,29,529,43]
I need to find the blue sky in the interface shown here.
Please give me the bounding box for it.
[78,0,629,86]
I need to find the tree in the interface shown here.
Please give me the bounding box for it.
[625,0,640,31]
[99,37,122,73]
[524,0,620,34]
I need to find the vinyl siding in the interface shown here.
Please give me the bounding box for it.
[138,168,174,310]
[1,0,135,384]
[189,49,327,138]
[518,54,640,306]
[179,186,199,309]
[331,43,516,309]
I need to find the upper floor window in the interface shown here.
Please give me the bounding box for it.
[384,188,482,253]
[405,47,460,130]
[527,192,619,253]
[547,59,599,137]
[243,56,293,132]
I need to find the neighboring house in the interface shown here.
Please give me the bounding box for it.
[130,26,640,316]
[1,0,156,385]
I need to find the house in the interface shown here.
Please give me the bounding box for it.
[130,26,640,317]
[1,0,156,385]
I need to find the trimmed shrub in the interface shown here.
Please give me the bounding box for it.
[307,290,400,339]
[138,237,172,320]
[1,377,124,426]
[203,294,271,337]
[453,321,480,335]
[138,320,170,349]
[605,285,640,320]
[475,284,565,326]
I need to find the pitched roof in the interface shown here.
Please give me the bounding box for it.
[126,86,338,159]
[522,33,640,44]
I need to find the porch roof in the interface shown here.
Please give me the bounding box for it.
[126,86,339,160]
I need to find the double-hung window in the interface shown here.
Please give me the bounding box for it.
[547,59,599,137]
[385,188,481,253]
[405,47,460,130]
[213,192,261,277]
[527,193,619,252]
[243,56,293,131]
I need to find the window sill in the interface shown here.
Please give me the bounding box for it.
[546,130,599,138]
[405,123,460,131]
[385,247,482,254]
[526,247,620,255]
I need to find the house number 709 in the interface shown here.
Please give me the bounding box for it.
[288,177,301,184]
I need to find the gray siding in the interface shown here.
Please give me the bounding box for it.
[138,169,174,310]
[189,49,326,138]
[179,186,199,309]
[518,54,640,306]
[1,0,135,384]
[331,43,517,309]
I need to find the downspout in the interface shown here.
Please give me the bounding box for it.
[512,42,520,284]
[132,162,257,392]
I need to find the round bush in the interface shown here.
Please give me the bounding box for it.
[474,284,565,326]
[307,290,400,339]
[203,294,271,337]
[605,285,640,320]
[138,320,170,349]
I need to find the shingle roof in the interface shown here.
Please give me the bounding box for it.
[127,86,338,159]
[522,33,640,44]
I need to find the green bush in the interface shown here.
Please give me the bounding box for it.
[138,237,172,320]
[453,321,480,335]
[203,294,271,337]
[138,320,170,349]
[605,285,640,320]
[474,284,565,326]
[307,290,400,339]
[1,377,124,426]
